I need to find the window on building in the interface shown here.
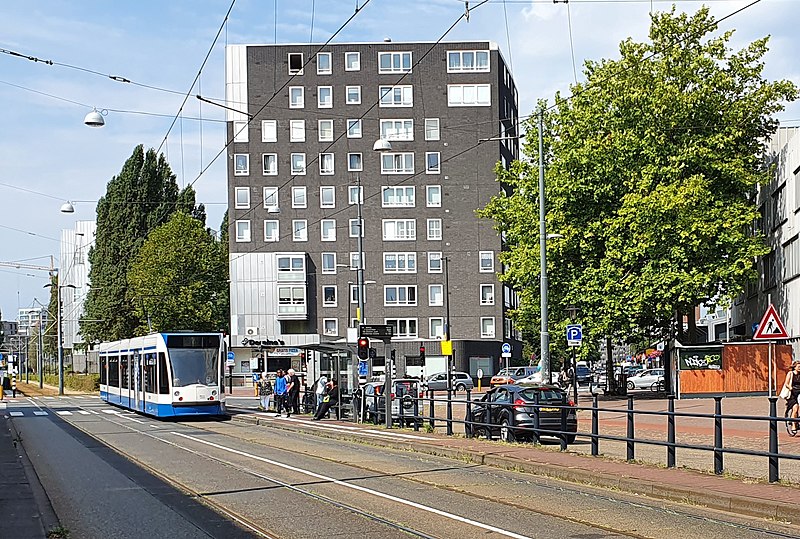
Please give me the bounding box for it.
[429,284,443,306]
[292,220,308,242]
[427,219,442,240]
[262,154,278,175]
[318,86,332,108]
[448,84,491,106]
[380,119,413,141]
[276,255,305,280]
[384,285,417,306]
[290,120,305,142]
[349,218,364,238]
[383,219,416,240]
[348,186,363,204]
[278,286,305,314]
[345,52,360,71]
[481,317,496,338]
[424,118,440,141]
[321,219,337,242]
[346,85,361,104]
[348,153,363,171]
[383,252,417,273]
[347,119,362,138]
[234,154,249,175]
[234,120,249,143]
[320,186,335,208]
[426,152,440,174]
[234,187,250,209]
[428,252,443,273]
[263,187,279,211]
[379,85,413,107]
[382,186,415,207]
[288,53,304,75]
[430,318,444,339]
[378,52,412,73]
[261,120,276,142]
[322,253,337,274]
[235,220,250,242]
[764,250,777,290]
[447,50,490,72]
[323,285,337,307]
[323,318,338,336]
[385,318,417,338]
[772,184,786,229]
[291,153,306,175]
[480,284,494,305]
[317,119,334,142]
[381,152,414,174]
[319,153,334,175]
[426,185,442,207]
[479,251,494,272]
[289,86,304,108]
[292,187,307,208]
[317,52,332,75]
[264,220,279,242]
[350,252,363,271]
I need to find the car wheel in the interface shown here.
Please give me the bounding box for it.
[456,383,466,392]
[627,380,635,390]
[500,419,515,442]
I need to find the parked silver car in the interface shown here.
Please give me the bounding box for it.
[425,372,474,392]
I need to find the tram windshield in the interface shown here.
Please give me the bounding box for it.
[166,335,220,387]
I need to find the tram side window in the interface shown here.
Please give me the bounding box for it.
[121,356,129,389]
[144,353,156,393]
[100,357,107,385]
[108,356,120,386]
[158,352,170,394]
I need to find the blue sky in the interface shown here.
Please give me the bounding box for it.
[0,0,797,322]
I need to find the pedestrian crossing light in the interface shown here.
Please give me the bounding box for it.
[419,346,426,362]
[358,337,369,360]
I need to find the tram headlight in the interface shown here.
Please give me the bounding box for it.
[174,391,180,397]
[211,390,217,396]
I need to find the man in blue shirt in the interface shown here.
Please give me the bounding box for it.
[273,369,287,416]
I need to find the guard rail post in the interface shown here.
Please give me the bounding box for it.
[626,396,635,461]
[532,391,541,445]
[465,390,472,438]
[429,390,435,429]
[591,394,599,456]
[560,393,568,451]
[713,396,724,475]
[413,393,420,432]
[373,392,379,425]
[446,383,453,436]
[667,394,676,468]
[769,396,779,483]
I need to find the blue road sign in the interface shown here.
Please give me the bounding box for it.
[501,342,511,354]
[0,353,3,360]
[566,324,583,346]
[358,361,368,376]
[227,351,235,360]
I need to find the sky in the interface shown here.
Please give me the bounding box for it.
[0,0,798,322]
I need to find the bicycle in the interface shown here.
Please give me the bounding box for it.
[784,403,799,437]
[649,378,666,393]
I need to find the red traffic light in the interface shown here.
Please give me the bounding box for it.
[419,346,425,353]
[358,338,369,348]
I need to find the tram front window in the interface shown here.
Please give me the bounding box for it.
[168,348,218,387]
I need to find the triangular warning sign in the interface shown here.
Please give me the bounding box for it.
[753,304,789,340]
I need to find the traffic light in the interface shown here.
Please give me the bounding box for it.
[257,356,265,372]
[419,346,426,362]
[390,349,396,361]
[368,347,377,359]
[357,337,369,360]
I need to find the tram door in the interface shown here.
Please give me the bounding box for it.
[133,352,140,411]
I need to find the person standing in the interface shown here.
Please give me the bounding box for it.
[314,374,328,413]
[781,359,800,434]
[313,378,339,420]
[273,369,287,416]
[287,368,301,415]
[258,376,273,411]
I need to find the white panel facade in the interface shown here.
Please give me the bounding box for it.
[225,44,249,123]
[60,220,96,349]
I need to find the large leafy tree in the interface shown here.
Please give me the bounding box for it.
[481,7,796,351]
[127,211,228,334]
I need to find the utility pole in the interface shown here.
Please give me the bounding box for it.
[538,107,551,384]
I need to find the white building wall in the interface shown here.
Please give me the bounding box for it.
[60,221,96,348]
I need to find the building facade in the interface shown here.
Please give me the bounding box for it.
[60,220,96,351]
[224,41,522,382]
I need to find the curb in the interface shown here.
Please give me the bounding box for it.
[229,413,800,525]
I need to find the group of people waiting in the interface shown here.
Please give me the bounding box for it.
[257,369,340,420]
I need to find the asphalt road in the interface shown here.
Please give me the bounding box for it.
[7,394,800,539]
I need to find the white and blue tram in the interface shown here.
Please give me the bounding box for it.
[98,332,226,418]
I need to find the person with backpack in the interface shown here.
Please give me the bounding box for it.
[273,369,287,416]
[314,374,328,413]
[312,378,339,420]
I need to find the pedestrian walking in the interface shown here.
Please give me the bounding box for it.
[312,378,339,420]
[314,374,328,412]
[287,368,301,415]
[273,369,287,415]
[258,376,273,411]
[781,359,800,434]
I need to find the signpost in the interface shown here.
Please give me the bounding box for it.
[477,368,484,391]
[566,324,583,404]
[753,303,789,398]
[501,342,511,369]
[226,351,235,394]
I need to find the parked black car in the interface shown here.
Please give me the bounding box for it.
[465,384,578,444]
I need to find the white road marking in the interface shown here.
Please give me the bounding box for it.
[9,411,23,417]
[121,415,144,424]
[172,432,533,539]
[56,411,73,416]
[90,410,101,415]
[33,411,48,416]
[102,410,121,415]
[148,424,161,429]
[77,410,91,415]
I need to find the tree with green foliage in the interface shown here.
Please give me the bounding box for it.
[127,211,228,334]
[480,7,796,351]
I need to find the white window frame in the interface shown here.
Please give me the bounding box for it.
[385,318,418,339]
[234,120,249,143]
[379,85,413,107]
[428,252,443,273]
[381,152,414,174]
[321,219,337,242]
[317,52,332,75]
[234,154,249,176]
[384,285,417,307]
[234,187,250,209]
[262,153,278,176]
[261,120,277,142]
[349,252,363,271]
[424,118,440,141]
[481,317,496,338]
[345,85,361,105]
[378,51,412,74]
[288,53,304,75]
[447,50,490,73]
[425,152,441,174]
[347,119,362,138]
[277,255,305,280]
[479,251,494,273]
[382,186,415,208]
[318,119,334,142]
[383,252,417,274]
[323,318,339,336]
[290,119,305,142]
[289,86,304,109]
[291,153,306,175]
[448,84,491,107]
[317,86,333,108]
[264,220,279,242]
[348,153,363,172]
[322,285,338,307]
[349,218,364,238]
[480,284,495,305]
[427,218,442,241]
[235,220,251,242]
[278,286,306,314]
[292,186,307,209]
[426,185,442,207]
[292,220,308,242]
[430,318,445,339]
[428,284,444,307]
[321,253,337,274]
[345,51,360,71]
[319,153,334,175]
[319,186,335,208]
[380,119,414,141]
[382,219,416,241]
[263,187,279,211]
[348,186,364,204]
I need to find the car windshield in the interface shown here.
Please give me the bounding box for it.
[519,388,565,403]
